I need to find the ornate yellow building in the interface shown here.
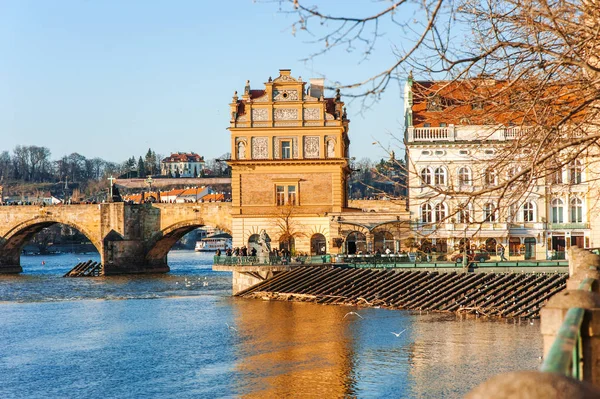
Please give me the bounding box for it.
[228,69,351,254]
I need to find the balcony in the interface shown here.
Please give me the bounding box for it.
[407,126,529,143]
[548,223,589,230]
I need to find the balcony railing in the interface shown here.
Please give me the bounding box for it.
[407,126,529,143]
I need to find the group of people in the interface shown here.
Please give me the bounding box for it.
[216,246,257,257]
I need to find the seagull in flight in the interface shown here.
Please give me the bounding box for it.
[391,329,407,337]
[343,311,363,319]
[226,323,237,332]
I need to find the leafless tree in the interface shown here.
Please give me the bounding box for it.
[276,0,600,205]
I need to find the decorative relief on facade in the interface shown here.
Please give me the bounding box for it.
[273,89,299,101]
[274,108,298,120]
[304,122,321,126]
[274,122,299,127]
[304,136,320,158]
[251,137,268,159]
[293,137,299,159]
[303,107,320,120]
[237,114,247,122]
[252,108,269,121]
[273,138,279,159]
[253,94,269,102]
[273,74,297,82]
[325,113,335,120]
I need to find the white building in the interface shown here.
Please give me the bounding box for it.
[160,152,205,178]
[404,77,592,260]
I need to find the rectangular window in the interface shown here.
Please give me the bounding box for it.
[423,123,431,127]
[552,207,563,223]
[276,186,285,206]
[439,122,447,127]
[275,184,299,206]
[281,141,291,159]
[287,185,296,205]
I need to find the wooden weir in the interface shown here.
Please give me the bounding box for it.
[236,266,568,318]
[63,260,103,277]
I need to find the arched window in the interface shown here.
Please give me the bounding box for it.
[484,203,496,222]
[421,203,433,223]
[484,169,497,185]
[420,168,432,185]
[551,198,564,223]
[310,233,327,255]
[569,160,583,184]
[523,202,535,222]
[435,203,447,222]
[458,167,471,186]
[434,167,446,185]
[570,197,583,223]
[346,231,366,254]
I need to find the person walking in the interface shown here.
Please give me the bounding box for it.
[499,244,508,261]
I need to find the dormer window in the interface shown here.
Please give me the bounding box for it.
[427,95,443,112]
[471,102,484,110]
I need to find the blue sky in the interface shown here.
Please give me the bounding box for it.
[1,1,408,163]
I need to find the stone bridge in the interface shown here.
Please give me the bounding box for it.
[0,202,232,274]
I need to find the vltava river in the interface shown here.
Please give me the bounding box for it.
[0,251,542,398]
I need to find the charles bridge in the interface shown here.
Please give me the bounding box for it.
[0,202,231,274]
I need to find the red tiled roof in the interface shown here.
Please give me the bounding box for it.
[162,153,204,163]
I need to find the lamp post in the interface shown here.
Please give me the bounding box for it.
[463,226,468,270]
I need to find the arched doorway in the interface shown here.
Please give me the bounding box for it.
[278,234,295,254]
[374,231,394,253]
[485,238,497,255]
[346,231,366,254]
[248,234,260,255]
[310,233,327,255]
[524,237,536,260]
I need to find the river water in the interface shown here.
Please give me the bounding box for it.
[0,251,543,398]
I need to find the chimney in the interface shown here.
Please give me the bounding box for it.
[309,78,324,99]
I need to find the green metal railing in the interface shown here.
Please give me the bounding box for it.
[213,254,569,269]
[540,274,596,379]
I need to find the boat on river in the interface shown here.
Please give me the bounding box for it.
[194,233,232,252]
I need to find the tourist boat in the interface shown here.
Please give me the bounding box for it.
[194,234,232,252]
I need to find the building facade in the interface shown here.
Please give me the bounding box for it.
[160,152,205,178]
[227,69,351,254]
[404,77,594,260]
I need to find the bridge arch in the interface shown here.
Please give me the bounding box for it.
[0,216,101,272]
[145,219,222,267]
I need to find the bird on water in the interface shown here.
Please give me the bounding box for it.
[391,329,407,337]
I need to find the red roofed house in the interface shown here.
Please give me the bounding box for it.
[161,152,205,178]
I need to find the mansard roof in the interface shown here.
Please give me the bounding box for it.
[162,152,204,163]
[409,78,585,128]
